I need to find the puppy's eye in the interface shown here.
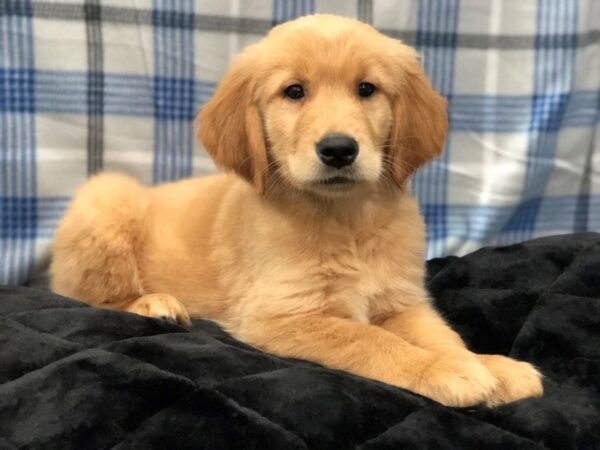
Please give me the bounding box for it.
[358,82,376,98]
[284,84,304,100]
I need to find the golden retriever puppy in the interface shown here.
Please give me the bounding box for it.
[51,15,542,407]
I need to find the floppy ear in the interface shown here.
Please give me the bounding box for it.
[197,57,268,193]
[388,54,448,186]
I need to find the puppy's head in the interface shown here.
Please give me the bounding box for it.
[198,15,447,196]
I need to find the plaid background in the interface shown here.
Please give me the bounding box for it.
[1,0,599,285]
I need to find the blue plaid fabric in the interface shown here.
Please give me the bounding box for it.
[1,0,599,285]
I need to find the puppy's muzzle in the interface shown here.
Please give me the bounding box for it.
[316,134,358,169]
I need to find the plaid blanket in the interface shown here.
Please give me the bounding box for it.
[1,0,599,285]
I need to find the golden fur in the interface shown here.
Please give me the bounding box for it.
[51,15,542,407]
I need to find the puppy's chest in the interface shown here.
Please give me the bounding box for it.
[310,237,419,321]
[319,246,390,292]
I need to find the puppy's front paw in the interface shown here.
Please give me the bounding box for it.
[127,293,191,327]
[411,353,498,407]
[478,354,543,406]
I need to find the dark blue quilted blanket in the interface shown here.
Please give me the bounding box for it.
[1,233,599,449]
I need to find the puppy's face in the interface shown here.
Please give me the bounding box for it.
[199,15,447,197]
[257,22,393,195]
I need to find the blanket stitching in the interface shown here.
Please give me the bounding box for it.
[353,409,423,448]
[0,331,197,391]
[0,434,19,450]
[212,367,426,448]
[508,237,600,356]
[108,387,309,450]
[0,305,87,317]
[4,310,188,346]
[211,386,311,448]
[4,311,299,389]
[103,342,296,386]
[357,406,551,449]
[106,390,204,450]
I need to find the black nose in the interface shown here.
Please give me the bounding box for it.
[316,134,358,169]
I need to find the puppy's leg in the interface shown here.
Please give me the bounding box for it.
[51,174,148,308]
[379,302,467,351]
[101,294,191,326]
[238,314,497,407]
[51,174,192,327]
[379,303,543,406]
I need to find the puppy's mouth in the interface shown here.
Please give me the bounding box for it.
[321,176,355,186]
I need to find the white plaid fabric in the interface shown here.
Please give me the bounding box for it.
[1,0,599,285]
